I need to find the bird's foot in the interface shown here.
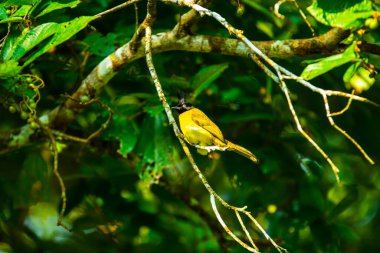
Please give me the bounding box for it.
[193,145,228,152]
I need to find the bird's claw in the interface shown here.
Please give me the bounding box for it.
[193,145,227,152]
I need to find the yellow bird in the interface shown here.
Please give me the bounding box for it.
[172,95,258,163]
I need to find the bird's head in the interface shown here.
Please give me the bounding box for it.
[172,92,193,114]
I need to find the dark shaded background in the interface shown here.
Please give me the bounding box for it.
[1,0,379,252]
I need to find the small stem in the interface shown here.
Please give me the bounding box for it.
[95,0,140,17]
[210,195,259,253]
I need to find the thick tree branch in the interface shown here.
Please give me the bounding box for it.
[359,41,380,55]
[0,27,363,152]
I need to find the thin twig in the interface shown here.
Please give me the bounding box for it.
[40,96,113,230]
[249,52,341,181]
[328,90,355,117]
[274,0,315,36]
[322,94,375,165]
[41,125,71,231]
[292,0,315,36]
[235,210,259,251]
[210,195,260,253]
[279,78,340,182]
[53,96,114,143]
[95,0,140,17]
[0,23,11,49]
[273,0,287,19]
[134,3,139,31]
[323,90,372,160]
[245,212,287,252]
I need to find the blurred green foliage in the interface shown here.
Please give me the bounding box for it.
[1,0,380,253]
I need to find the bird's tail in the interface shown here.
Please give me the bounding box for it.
[227,141,259,163]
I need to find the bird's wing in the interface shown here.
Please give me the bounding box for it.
[191,108,226,143]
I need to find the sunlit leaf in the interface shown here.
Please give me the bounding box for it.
[343,61,361,83]
[36,0,82,18]
[23,16,98,66]
[328,186,358,219]
[0,0,34,7]
[301,43,359,80]
[5,23,58,61]
[307,0,373,29]
[0,59,22,76]
[0,31,18,61]
[0,4,31,23]
[0,7,7,19]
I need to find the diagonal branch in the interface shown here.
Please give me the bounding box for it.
[210,195,259,253]
[210,195,288,253]
[322,94,374,165]
[145,2,288,252]
[144,1,246,213]
[173,1,378,182]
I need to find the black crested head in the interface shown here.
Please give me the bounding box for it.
[172,92,193,114]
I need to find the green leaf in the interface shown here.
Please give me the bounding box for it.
[102,113,139,157]
[328,186,358,220]
[23,16,98,66]
[0,31,19,61]
[0,60,22,77]
[6,23,58,61]
[221,87,241,103]
[0,7,7,19]
[0,5,31,23]
[301,43,359,80]
[0,0,34,7]
[191,63,228,98]
[136,113,179,179]
[144,104,164,117]
[137,117,155,164]
[256,20,274,38]
[153,114,172,172]
[343,61,361,83]
[307,0,373,29]
[0,16,23,23]
[35,0,82,18]
[83,32,117,57]
[1,16,97,65]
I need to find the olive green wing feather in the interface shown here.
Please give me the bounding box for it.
[190,108,226,143]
